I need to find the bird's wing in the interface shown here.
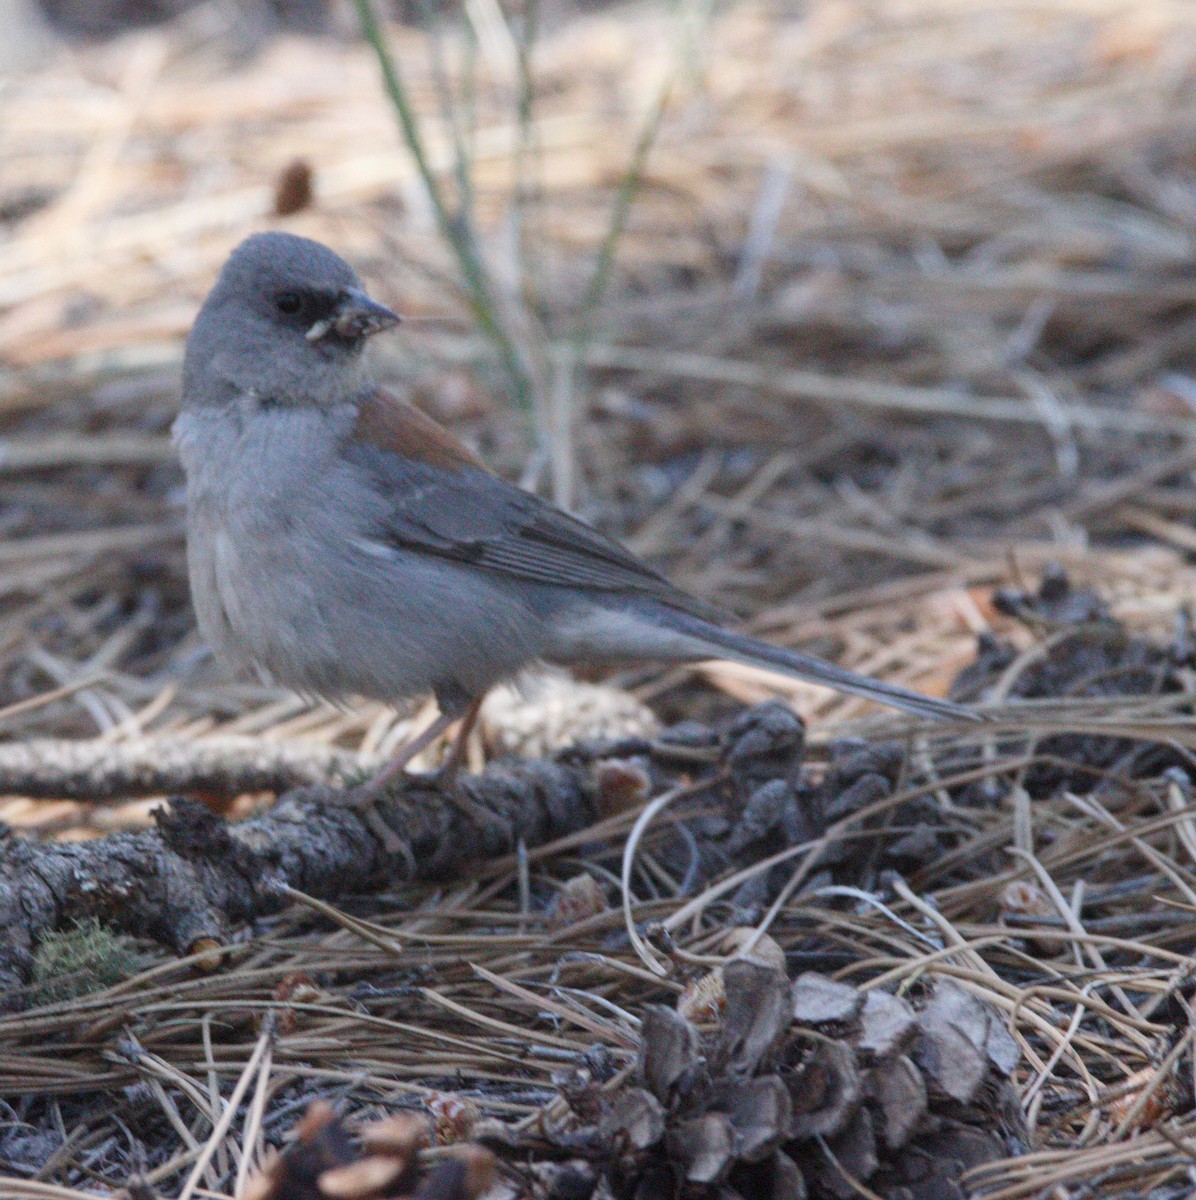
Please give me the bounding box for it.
[344,388,725,621]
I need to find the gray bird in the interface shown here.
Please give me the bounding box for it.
[175,232,974,798]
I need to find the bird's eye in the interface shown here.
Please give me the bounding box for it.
[275,291,303,315]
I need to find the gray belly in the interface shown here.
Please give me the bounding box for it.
[177,404,547,704]
[189,514,544,701]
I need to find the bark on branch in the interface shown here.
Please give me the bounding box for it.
[0,702,808,1007]
[0,755,610,1004]
[0,734,373,801]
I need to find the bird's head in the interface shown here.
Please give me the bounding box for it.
[183,231,400,410]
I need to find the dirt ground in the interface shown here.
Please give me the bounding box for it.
[6,1,1196,1197]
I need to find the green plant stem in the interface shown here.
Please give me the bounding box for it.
[354,0,534,414]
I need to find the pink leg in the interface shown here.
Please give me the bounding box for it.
[337,701,491,852]
[345,693,485,802]
[344,708,460,806]
[434,695,484,786]
[355,705,458,801]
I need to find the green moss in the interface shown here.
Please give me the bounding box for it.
[31,919,152,1005]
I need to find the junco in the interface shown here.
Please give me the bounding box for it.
[175,233,974,800]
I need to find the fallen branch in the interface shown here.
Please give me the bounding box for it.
[0,702,810,1007]
[0,734,376,801]
[0,755,604,1004]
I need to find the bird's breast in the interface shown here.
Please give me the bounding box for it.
[173,400,553,704]
[174,403,365,692]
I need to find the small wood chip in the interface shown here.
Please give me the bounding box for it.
[791,973,862,1027]
[547,873,608,929]
[319,1155,405,1199]
[274,158,315,216]
[1108,1064,1176,1131]
[665,1112,736,1185]
[867,1054,927,1149]
[856,989,916,1060]
[598,1087,666,1151]
[639,1004,703,1101]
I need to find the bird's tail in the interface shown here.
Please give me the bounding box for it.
[664,611,976,722]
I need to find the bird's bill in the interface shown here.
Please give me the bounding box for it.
[306,288,401,342]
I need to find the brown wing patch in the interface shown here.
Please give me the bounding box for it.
[354,387,487,473]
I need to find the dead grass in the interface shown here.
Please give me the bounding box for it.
[6,0,1196,1195]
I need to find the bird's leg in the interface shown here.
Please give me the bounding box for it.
[429,695,484,788]
[336,694,489,854]
[350,707,459,803]
[335,707,461,858]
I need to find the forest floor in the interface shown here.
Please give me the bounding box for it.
[6,1,1196,1196]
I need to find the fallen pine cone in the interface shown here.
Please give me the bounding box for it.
[554,962,1025,1199]
[243,1101,495,1200]
[1106,1063,1178,1132]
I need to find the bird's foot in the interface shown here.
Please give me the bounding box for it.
[333,776,414,861]
[329,698,487,855]
[335,761,490,859]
